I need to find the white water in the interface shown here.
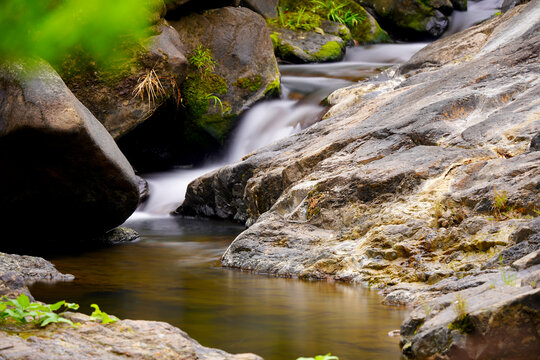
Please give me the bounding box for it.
[127,0,503,220]
[444,0,504,36]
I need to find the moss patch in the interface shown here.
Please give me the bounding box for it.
[448,314,475,334]
[264,77,281,97]
[313,41,343,61]
[234,76,262,92]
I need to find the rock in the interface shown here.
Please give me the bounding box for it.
[501,0,530,13]
[513,249,540,270]
[382,289,417,306]
[169,7,280,155]
[451,0,467,11]
[0,61,140,246]
[0,312,262,360]
[137,176,150,203]
[530,132,540,151]
[400,269,540,360]
[356,0,450,39]
[0,252,73,300]
[270,26,346,63]
[0,252,73,283]
[180,3,540,288]
[92,227,140,246]
[60,22,188,140]
[241,0,278,18]
[274,0,389,46]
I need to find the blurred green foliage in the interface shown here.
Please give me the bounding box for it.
[0,0,161,67]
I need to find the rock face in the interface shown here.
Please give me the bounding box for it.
[0,313,262,360]
[0,61,140,245]
[60,22,188,140]
[356,0,451,38]
[170,7,280,153]
[399,266,540,360]
[180,2,540,290]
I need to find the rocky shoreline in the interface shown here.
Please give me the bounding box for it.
[179,2,540,358]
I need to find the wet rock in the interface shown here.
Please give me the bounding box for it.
[357,0,450,39]
[181,3,540,289]
[451,0,467,11]
[92,227,140,246]
[170,7,280,153]
[0,61,140,246]
[137,176,150,203]
[270,26,346,63]
[530,132,540,151]
[0,312,262,360]
[501,0,530,13]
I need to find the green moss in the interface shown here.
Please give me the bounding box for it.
[234,76,262,92]
[270,32,280,49]
[264,77,281,97]
[313,41,343,61]
[267,10,322,32]
[180,71,228,120]
[448,314,475,334]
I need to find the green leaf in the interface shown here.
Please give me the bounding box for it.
[49,300,65,311]
[16,294,30,309]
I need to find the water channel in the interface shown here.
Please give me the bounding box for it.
[30,3,502,358]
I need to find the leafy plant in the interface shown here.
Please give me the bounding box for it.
[0,294,79,327]
[132,68,166,107]
[452,294,468,319]
[205,94,225,113]
[420,299,432,316]
[311,0,364,28]
[492,188,508,220]
[90,304,119,325]
[448,294,474,334]
[189,45,217,77]
[297,354,339,360]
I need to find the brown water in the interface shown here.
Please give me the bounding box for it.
[30,217,408,360]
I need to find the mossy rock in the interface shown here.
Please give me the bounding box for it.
[270,26,346,63]
[275,0,388,44]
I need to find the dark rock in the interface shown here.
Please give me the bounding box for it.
[137,176,150,203]
[451,0,467,11]
[92,227,140,246]
[241,0,278,18]
[530,132,540,151]
[0,61,140,246]
[356,0,450,39]
[501,0,530,13]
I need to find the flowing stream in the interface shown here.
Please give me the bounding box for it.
[30,4,502,359]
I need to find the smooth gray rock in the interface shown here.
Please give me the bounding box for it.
[181,3,540,290]
[241,0,278,17]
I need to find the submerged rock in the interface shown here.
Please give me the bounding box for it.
[0,61,140,246]
[181,2,540,291]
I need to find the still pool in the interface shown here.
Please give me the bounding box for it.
[30,217,409,360]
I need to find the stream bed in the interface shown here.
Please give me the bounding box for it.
[30,217,408,360]
[30,3,503,358]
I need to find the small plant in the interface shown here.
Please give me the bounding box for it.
[90,304,119,324]
[132,68,166,107]
[189,45,217,77]
[205,94,225,113]
[448,294,474,334]
[0,294,79,327]
[297,354,339,360]
[492,188,508,220]
[420,299,432,316]
[499,255,517,286]
[312,0,364,28]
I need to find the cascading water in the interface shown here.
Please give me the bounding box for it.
[128,0,503,220]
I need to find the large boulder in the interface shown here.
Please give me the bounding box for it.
[179,2,540,289]
[169,7,280,155]
[0,61,140,246]
[60,22,188,140]
[356,0,451,38]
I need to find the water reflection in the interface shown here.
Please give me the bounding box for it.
[30,218,408,360]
